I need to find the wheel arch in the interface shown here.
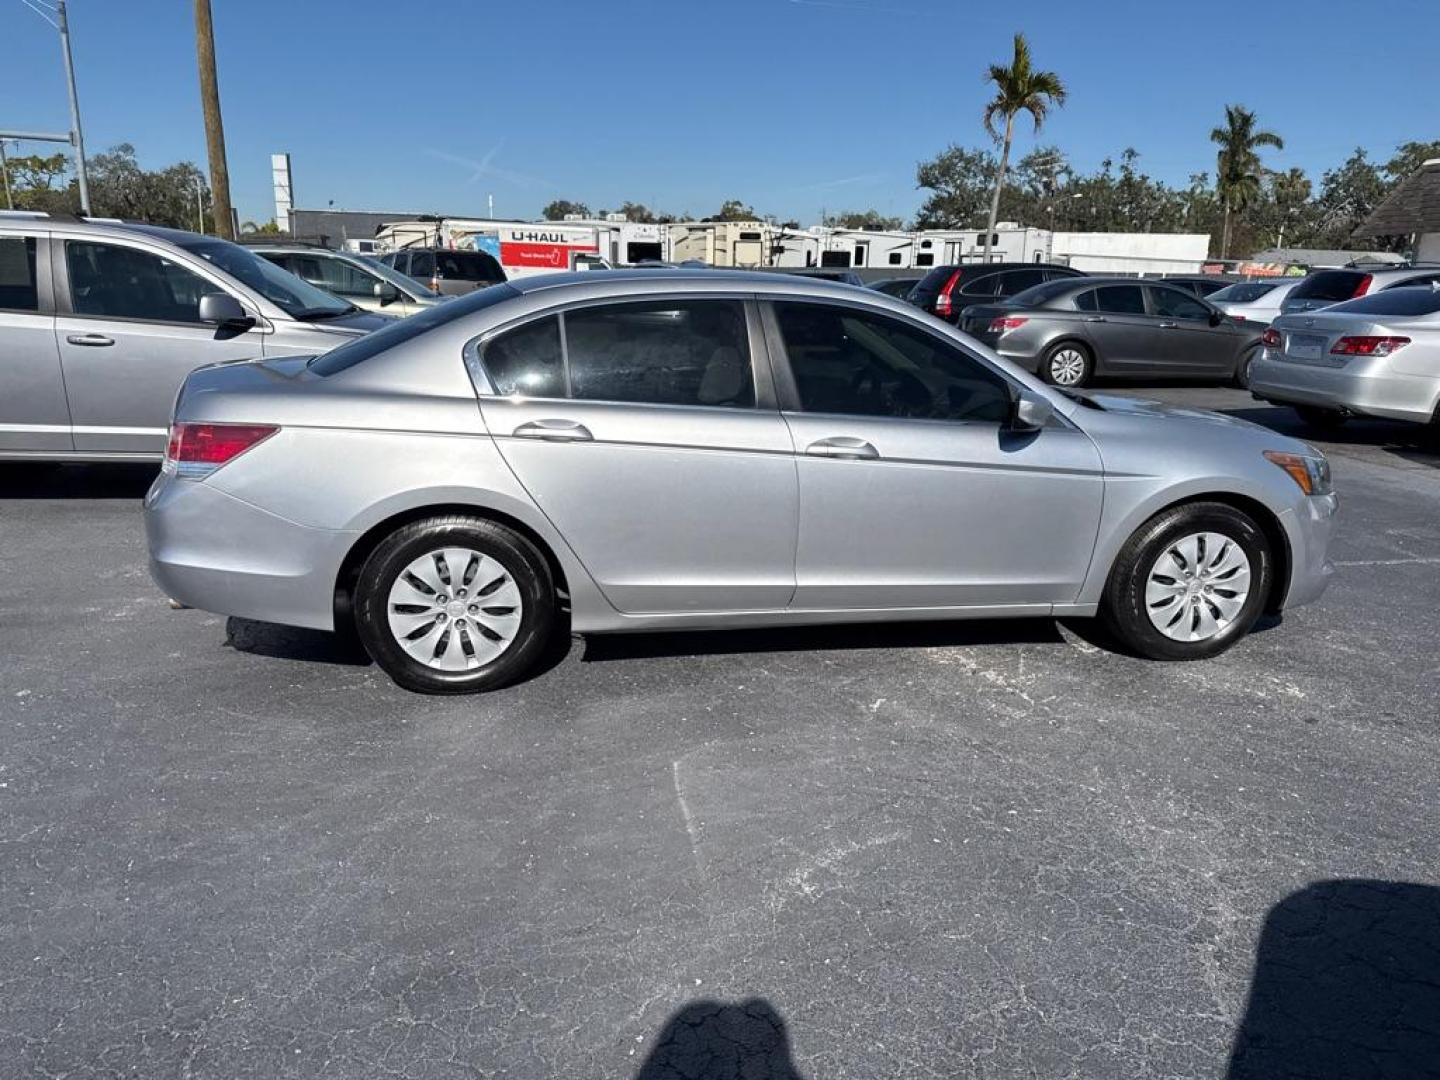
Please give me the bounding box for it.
[333,502,574,631]
[1044,335,1097,374]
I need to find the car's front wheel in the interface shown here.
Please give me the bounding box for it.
[1041,341,1093,388]
[353,515,556,694]
[1101,501,1273,661]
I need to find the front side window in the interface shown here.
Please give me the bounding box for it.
[65,240,213,323]
[774,301,1011,423]
[1149,287,1211,320]
[0,236,39,312]
[565,299,753,407]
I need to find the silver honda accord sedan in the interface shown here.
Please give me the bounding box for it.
[145,270,1338,694]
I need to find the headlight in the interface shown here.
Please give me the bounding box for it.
[1263,450,1332,496]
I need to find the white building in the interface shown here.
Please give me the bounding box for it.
[1051,232,1210,275]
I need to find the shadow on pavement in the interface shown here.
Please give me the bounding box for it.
[636,998,805,1080]
[584,616,1066,663]
[0,462,158,499]
[225,617,373,667]
[1227,879,1440,1078]
[1220,405,1440,467]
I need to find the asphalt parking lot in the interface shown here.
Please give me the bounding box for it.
[3,385,1439,1079]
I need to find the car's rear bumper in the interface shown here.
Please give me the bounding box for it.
[145,470,352,631]
[1250,351,1440,424]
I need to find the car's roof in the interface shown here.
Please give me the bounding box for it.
[509,268,874,295]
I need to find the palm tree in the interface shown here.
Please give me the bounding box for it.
[980,33,1066,262]
[1210,105,1284,259]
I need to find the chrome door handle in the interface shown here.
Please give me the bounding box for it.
[1084,316,1107,323]
[806,437,879,460]
[511,419,593,442]
[1159,321,1179,329]
[66,333,114,347]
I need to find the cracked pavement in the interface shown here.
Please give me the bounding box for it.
[2,386,1439,1078]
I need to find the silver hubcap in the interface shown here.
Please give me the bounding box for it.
[1049,349,1086,386]
[386,547,523,671]
[1145,532,1251,642]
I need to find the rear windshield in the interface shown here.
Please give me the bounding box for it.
[1209,281,1281,303]
[1291,270,1367,301]
[1009,279,1078,307]
[1326,287,1440,317]
[309,284,518,376]
[438,250,505,283]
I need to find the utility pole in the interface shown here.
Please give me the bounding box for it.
[0,140,12,210]
[56,2,90,213]
[194,0,234,239]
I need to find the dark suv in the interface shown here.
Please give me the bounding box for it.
[908,262,1085,322]
[379,247,505,296]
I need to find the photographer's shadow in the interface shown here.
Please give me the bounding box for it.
[636,998,804,1080]
[1228,879,1440,1078]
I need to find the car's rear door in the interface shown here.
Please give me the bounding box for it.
[0,229,71,454]
[53,233,264,455]
[765,297,1104,610]
[474,295,797,614]
[1074,283,1153,372]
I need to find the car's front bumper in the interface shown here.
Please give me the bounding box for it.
[1279,491,1339,610]
[1250,350,1440,424]
[145,470,354,631]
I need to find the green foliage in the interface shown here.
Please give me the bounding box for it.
[704,199,759,222]
[823,209,904,231]
[541,199,590,220]
[3,143,208,228]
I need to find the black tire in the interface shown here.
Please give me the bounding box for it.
[1040,340,1094,388]
[1233,345,1260,389]
[1100,501,1273,661]
[1294,404,1348,431]
[353,515,556,694]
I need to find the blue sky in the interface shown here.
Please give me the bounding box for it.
[4,0,1438,226]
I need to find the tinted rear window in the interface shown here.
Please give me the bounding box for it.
[1291,270,1367,302]
[1210,281,1281,303]
[913,265,959,294]
[308,283,519,376]
[438,250,504,282]
[1327,288,1440,317]
[1010,279,1080,307]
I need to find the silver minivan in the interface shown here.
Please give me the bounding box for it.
[0,212,390,461]
[251,246,444,317]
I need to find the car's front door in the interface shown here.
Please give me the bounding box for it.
[1146,284,1232,375]
[0,231,71,454]
[1075,283,1154,372]
[53,235,265,455]
[474,296,797,614]
[766,299,1104,611]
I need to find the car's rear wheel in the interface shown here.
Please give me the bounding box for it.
[1041,342,1093,388]
[1101,501,1272,661]
[1294,404,1348,431]
[353,515,555,694]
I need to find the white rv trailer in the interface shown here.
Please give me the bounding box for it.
[668,221,770,267]
[561,217,671,265]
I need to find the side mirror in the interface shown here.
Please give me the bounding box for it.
[1209,309,1225,326]
[1009,388,1054,433]
[373,281,400,305]
[198,292,253,329]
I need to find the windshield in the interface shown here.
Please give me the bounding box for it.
[309,283,518,376]
[355,254,442,298]
[173,236,353,319]
[1210,281,1282,303]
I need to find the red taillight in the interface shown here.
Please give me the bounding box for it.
[1260,327,1282,349]
[988,315,1029,333]
[1351,274,1373,298]
[165,422,278,478]
[933,270,963,317]
[1330,335,1410,357]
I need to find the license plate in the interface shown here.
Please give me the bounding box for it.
[1285,333,1327,362]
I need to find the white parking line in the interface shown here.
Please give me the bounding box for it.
[1334,557,1440,567]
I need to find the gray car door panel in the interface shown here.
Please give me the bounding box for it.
[54,235,265,454]
[474,298,798,615]
[1145,285,1232,374]
[765,298,1105,611]
[0,232,70,452]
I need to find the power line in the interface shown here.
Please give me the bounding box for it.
[18,0,59,27]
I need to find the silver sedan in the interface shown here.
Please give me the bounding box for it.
[145,270,1338,693]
